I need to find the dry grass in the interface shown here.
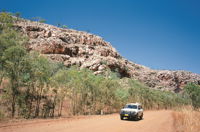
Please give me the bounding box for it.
[172,106,200,132]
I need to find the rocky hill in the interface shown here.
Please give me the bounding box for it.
[14,19,200,93]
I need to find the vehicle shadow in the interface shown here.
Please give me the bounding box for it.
[122,118,144,122]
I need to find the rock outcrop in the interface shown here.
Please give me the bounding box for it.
[14,19,200,92]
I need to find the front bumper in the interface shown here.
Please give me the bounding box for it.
[120,113,137,118]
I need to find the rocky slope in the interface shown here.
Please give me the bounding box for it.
[14,19,200,93]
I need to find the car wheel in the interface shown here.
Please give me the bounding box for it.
[120,116,123,120]
[140,113,143,120]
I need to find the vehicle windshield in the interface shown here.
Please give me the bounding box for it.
[124,105,137,109]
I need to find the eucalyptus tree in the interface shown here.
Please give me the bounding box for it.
[1,45,27,117]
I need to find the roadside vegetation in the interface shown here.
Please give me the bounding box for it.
[184,83,200,109]
[172,84,200,132]
[173,106,200,132]
[0,12,198,121]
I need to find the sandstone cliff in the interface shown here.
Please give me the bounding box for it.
[14,19,200,92]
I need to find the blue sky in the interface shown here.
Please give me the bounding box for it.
[1,0,200,74]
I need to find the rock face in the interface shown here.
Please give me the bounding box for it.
[14,19,200,92]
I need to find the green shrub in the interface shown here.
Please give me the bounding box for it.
[184,83,200,109]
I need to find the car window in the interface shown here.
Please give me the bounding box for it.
[124,105,137,109]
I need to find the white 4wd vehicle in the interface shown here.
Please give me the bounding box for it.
[120,103,143,120]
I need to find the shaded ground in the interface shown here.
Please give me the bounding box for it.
[0,110,173,132]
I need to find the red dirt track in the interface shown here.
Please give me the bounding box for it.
[0,110,173,132]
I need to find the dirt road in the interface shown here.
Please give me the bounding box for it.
[0,110,174,132]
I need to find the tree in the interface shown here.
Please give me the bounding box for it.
[0,12,28,117]
[31,17,46,23]
[14,12,21,18]
[0,12,14,26]
[61,25,68,29]
[27,53,54,117]
[50,69,70,116]
[2,45,27,117]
